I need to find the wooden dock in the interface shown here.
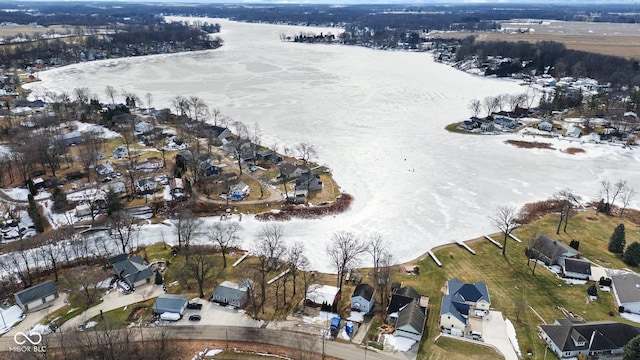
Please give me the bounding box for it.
[508,233,523,243]
[428,250,442,267]
[267,268,291,285]
[484,235,503,249]
[232,252,249,267]
[457,241,476,255]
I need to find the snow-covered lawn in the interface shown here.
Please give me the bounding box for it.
[2,187,50,201]
[382,334,416,352]
[70,121,121,139]
[505,319,522,358]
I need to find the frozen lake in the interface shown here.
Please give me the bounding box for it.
[24,19,640,272]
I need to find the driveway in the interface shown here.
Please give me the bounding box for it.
[63,284,164,331]
[2,292,68,338]
[482,310,518,360]
[164,298,263,328]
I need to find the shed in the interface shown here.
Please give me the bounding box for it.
[75,204,92,217]
[153,294,189,316]
[559,257,591,280]
[14,280,59,312]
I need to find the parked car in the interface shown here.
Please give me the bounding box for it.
[188,314,201,321]
[187,303,202,310]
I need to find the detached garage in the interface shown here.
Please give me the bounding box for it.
[153,294,189,317]
[14,280,59,312]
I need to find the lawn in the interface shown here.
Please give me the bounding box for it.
[88,298,156,326]
[392,207,640,360]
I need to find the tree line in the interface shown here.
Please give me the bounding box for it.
[0,21,222,70]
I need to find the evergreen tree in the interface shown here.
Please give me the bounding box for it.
[587,283,598,297]
[105,188,123,216]
[608,224,626,254]
[27,194,44,233]
[624,335,640,360]
[624,242,640,267]
[154,270,163,285]
[51,186,68,213]
[26,179,37,196]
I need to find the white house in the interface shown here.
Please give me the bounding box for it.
[612,273,640,314]
[134,121,154,134]
[351,283,375,314]
[14,280,59,312]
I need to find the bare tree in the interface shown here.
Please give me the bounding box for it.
[105,85,117,105]
[325,231,367,306]
[295,142,317,165]
[174,208,202,257]
[182,246,217,298]
[110,210,138,254]
[554,189,579,234]
[483,96,500,116]
[254,224,287,311]
[599,179,627,215]
[287,241,306,298]
[468,99,481,117]
[61,265,108,307]
[171,95,189,117]
[74,87,90,105]
[145,92,153,112]
[207,221,241,268]
[211,108,222,126]
[621,187,636,217]
[490,205,521,256]
[367,233,387,300]
[189,96,208,122]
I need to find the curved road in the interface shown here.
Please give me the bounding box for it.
[0,325,397,360]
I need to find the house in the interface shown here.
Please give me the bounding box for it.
[256,149,282,163]
[395,298,427,342]
[279,163,307,179]
[611,273,640,314]
[539,318,640,359]
[170,178,185,199]
[112,146,129,159]
[440,279,490,336]
[387,285,428,325]
[134,121,154,134]
[230,181,250,197]
[305,284,340,308]
[135,157,163,170]
[136,178,157,194]
[351,283,375,314]
[538,120,554,132]
[14,280,59,312]
[51,131,82,146]
[109,254,154,289]
[96,162,114,176]
[211,280,252,308]
[566,127,582,138]
[295,170,323,191]
[526,235,581,266]
[199,159,221,178]
[153,294,189,316]
[107,181,127,194]
[559,257,591,280]
[211,126,232,141]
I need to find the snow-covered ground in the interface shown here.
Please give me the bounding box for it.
[0,305,25,335]
[504,319,522,358]
[23,19,640,272]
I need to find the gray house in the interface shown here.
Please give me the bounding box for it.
[295,171,323,191]
[211,280,252,308]
[153,294,189,316]
[527,235,580,266]
[540,318,640,359]
[14,280,59,312]
[396,299,427,342]
[559,258,591,280]
[110,255,154,289]
[612,273,640,314]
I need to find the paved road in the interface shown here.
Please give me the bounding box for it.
[0,325,396,360]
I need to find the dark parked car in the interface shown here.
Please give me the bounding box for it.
[188,314,201,321]
[187,303,202,310]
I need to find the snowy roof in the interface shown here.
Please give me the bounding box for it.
[306,284,340,306]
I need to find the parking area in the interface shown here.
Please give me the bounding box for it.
[166,299,264,328]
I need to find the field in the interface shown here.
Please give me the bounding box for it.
[430,20,640,59]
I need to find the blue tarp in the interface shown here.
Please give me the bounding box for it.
[330,316,340,329]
